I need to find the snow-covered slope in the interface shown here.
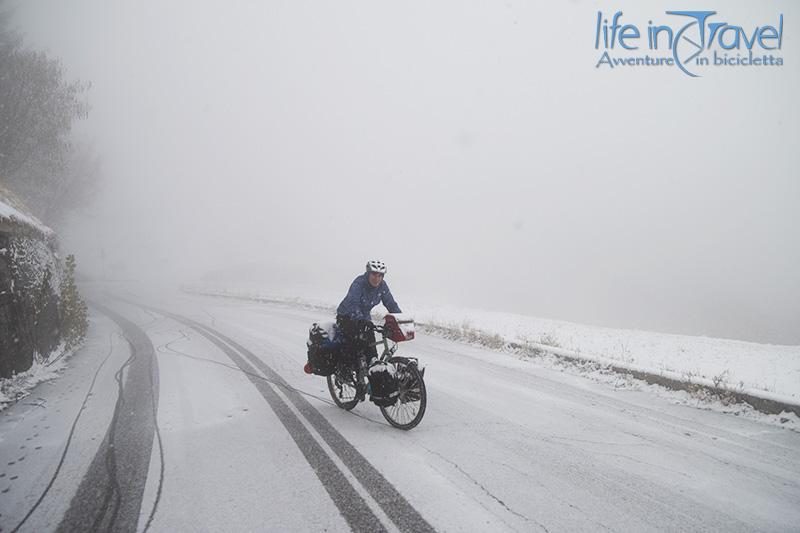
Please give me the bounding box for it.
[187,283,800,402]
[0,185,53,236]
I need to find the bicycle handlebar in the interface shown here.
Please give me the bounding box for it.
[367,322,388,335]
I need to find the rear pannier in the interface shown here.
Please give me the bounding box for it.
[306,322,340,376]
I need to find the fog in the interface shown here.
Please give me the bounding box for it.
[9,0,799,344]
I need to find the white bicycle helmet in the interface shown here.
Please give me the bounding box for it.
[365,260,387,274]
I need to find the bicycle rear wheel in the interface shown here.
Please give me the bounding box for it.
[380,359,426,430]
[327,367,359,411]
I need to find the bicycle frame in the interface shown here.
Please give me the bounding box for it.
[366,325,424,378]
[335,321,420,385]
[369,326,399,361]
[326,319,427,429]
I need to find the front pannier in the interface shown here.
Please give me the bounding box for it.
[368,361,399,407]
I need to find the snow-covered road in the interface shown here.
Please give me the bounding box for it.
[2,286,800,532]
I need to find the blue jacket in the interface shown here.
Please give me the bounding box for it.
[336,273,401,321]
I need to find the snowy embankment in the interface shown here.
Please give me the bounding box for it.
[0,188,53,236]
[183,284,800,417]
[0,343,73,410]
[1,190,68,409]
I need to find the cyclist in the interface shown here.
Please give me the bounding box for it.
[336,260,402,399]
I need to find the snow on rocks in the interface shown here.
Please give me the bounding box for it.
[0,186,54,238]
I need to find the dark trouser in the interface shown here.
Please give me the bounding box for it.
[335,315,378,362]
[336,315,377,396]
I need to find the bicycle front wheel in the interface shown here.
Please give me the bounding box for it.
[380,359,427,430]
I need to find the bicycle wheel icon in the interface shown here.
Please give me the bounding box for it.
[673,22,704,77]
[667,11,717,77]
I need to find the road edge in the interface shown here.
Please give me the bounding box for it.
[181,287,800,419]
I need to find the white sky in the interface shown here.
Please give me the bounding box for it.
[8,0,799,343]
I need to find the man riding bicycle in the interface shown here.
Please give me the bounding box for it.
[336,260,402,400]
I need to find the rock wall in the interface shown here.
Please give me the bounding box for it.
[0,230,62,378]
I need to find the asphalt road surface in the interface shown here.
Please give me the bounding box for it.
[2,285,799,532]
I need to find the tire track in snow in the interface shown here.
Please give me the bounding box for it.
[156,328,385,427]
[130,300,436,533]
[155,310,386,532]
[142,325,165,533]
[10,332,117,533]
[56,302,161,533]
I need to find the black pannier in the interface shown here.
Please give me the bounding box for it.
[307,345,337,376]
[368,361,399,407]
[306,322,339,376]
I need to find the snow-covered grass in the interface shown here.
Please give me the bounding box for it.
[183,284,800,405]
[414,307,800,401]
